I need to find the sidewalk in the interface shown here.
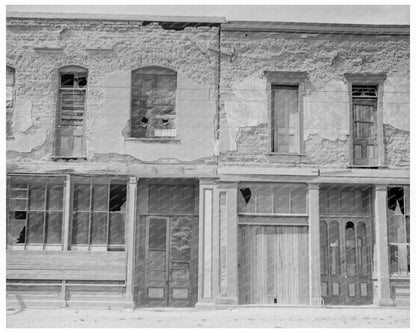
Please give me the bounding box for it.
[6,306,410,328]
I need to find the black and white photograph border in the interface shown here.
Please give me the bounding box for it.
[2,0,414,330]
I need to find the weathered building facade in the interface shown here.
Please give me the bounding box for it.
[6,12,410,309]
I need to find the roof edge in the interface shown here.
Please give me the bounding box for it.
[223,20,409,35]
[6,11,226,24]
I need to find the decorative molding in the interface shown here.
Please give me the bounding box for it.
[344,72,387,84]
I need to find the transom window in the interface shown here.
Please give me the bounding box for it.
[130,66,177,138]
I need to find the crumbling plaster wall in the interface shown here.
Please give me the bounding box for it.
[6,18,219,168]
[219,30,410,168]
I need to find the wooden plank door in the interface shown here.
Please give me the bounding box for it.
[238,225,309,305]
[320,218,373,305]
[144,216,196,307]
[56,89,86,157]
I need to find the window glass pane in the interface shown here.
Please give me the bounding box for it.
[92,184,108,211]
[109,184,127,212]
[182,185,195,213]
[291,185,307,213]
[27,211,44,243]
[10,219,26,244]
[404,186,410,215]
[357,222,369,276]
[91,212,107,245]
[170,217,192,261]
[148,218,167,250]
[320,221,328,275]
[48,185,63,211]
[341,191,355,214]
[319,190,327,214]
[328,221,340,275]
[10,198,27,211]
[29,186,46,210]
[389,244,398,275]
[256,186,273,214]
[406,216,410,244]
[273,185,290,214]
[72,212,89,244]
[45,212,62,244]
[108,212,125,245]
[327,190,340,214]
[345,221,356,276]
[73,184,90,211]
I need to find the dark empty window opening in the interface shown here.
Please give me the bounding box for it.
[109,184,127,212]
[388,187,404,213]
[131,66,177,138]
[352,86,377,98]
[240,188,252,204]
[60,73,87,88]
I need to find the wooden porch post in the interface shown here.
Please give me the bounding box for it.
[196,179,218,309]
[308,183,323,306]
[216,182,238,305]
[374,185,394,306]
[125,176,137,308]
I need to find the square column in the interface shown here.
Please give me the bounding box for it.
[125,176,137,308]
[196,179,219,309]
[308,183,323,306]
[216,182,239,305]
[374,185,394,306]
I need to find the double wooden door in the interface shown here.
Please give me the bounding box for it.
[320,218,373,305]
[144,216,197,307]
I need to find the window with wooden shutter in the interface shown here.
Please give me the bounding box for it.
[271,85,300,153]
[130,66,177,139]
[56,66,87,157]
[6,65,15,137]
[352,86,377,165]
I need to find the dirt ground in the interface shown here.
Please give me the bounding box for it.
[5,306,410,328]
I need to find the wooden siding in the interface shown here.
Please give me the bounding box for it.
[6,251,127,281]
[238,225,309,305]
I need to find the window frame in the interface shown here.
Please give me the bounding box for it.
[345,73,386,167]
[70,176,128,251]
[265,71,307,155]
[54,65,88,159]
[6,65,15,139]
[6,175,66,251]
[129,66,178,141]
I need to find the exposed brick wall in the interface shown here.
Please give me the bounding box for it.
[219,30,410,169]
[6,18,219,172]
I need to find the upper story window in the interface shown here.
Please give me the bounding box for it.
[6,65,15,137]
[345,73,386,167]
[265,71,307,154]
[130,66,177,139]
[351,85,378,165]
[56,66,88,158]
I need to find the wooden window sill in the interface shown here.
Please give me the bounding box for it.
[347,165,389,168]
[51,156,87,161]
[125,137,181,144]
[267,152,306,156]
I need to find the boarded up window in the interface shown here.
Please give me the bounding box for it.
[72,177,127,249]
[56,66,87,157]
[6,66,15,137]
[7,175,65,246]
[272,86,299,153]
[352,86,377,165]
[131,66,177,138]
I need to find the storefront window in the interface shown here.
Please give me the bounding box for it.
[388,186,410,277]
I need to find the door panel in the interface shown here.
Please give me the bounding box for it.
[238,225,309,305]
[144,216,196,307]
[320,218,373,305]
